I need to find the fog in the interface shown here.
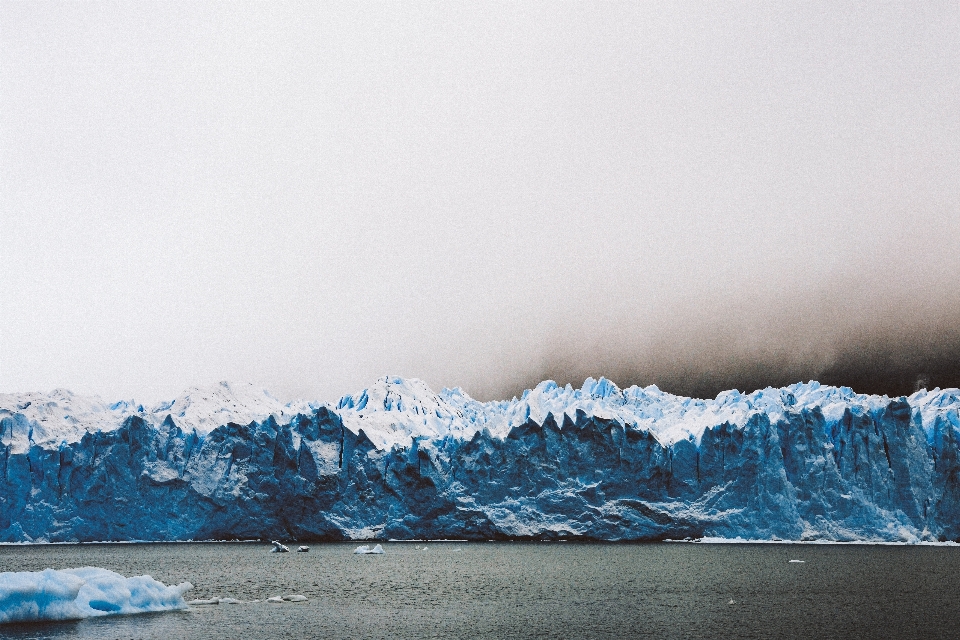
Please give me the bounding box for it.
[2,2,958,403]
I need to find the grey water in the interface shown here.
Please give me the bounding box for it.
[2,542,960,640]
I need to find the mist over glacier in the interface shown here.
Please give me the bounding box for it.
[5,3,960,412]
[3,377,960,543]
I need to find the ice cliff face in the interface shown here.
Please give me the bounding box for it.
[3,377,960,542]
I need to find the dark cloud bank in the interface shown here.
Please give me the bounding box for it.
[534,328,960,401]
[495,293,960,402]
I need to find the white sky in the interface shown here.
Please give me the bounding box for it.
[2,2,958,403]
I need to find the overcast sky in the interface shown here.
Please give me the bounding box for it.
[2,2,959,403]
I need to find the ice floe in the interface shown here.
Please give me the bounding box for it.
[261,595,307,604]
[188,596,241,605]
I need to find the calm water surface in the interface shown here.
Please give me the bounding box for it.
[1,542,958,639]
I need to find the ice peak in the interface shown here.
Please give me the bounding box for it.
[581,376,621,399]
[335,376,485,450]
[338,376,446,413]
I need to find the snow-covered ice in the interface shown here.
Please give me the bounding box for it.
[0,381,317,454]
[6,376,960,454]
[0,567,192,624]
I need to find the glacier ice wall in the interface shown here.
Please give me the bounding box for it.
[3,378,960,542]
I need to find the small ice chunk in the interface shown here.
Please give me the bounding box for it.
[297,546,310,552]
[353,544,385,555]
[728,599,735,605]
[788,560,805,563]
[266,596,284,603]
[220,597,241,604]
[188,597,220,605]
[282,595,307,602]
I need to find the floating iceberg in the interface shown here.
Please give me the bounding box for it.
[0,567,192,624]
[297,546,310,552]
[353,544,384,555]
[271,541,289,553]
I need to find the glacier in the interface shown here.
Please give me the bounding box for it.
[3,376,960,543]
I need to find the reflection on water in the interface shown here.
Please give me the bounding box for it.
[1,541,959,639]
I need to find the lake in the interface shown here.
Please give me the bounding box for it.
[1,541,958,639]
